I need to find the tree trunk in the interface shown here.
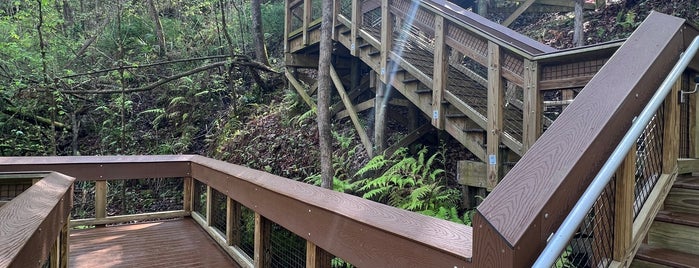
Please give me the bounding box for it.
[250,0,270,66]
[478,0,487,18]
[147,0,166,57]
[219,0,239,114]
[37,0,57,155]
[318,0,335,190]
[573,0,584,47]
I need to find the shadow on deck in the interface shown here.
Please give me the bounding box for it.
[70,218,239,268]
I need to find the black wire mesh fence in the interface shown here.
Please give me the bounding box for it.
[193,179,207,218]
[340,0,351,19]
[72,181,96,219]
[270,223,307,268]
[107,178,183,216]
[0,180,31,201]
[552,179,615,268]
[239,205,255,258]
[211,188,228,234]
[633,107,664,218]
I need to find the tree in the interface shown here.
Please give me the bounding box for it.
[317,0,334,189]
[146,0,166,57]
[250,0,270,66]
[573,0,584,47]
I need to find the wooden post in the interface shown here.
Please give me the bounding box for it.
[662,79,681,173]
[254,212,272,268]
[332,0,341,38]
[486,41,503,190]
[60,216,69,268]
[522,59,541,153]
[303,0,312,45]
[562,89,575,111]
[432,15,447,129]
[206,185,213,226]
[284,0,291,53]
[183,177,193,213]
[95,180,107,221]
[613,147,636,262]
[226,197,242,246]
[692,78,698,158]
[350,0,361,55]
[379,0,392,83]
[375,75,387,153]
[306,241,333,268]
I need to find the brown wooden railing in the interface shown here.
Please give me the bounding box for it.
[474,12,699,267]
[0,155,472,267]
[0,172,74,268]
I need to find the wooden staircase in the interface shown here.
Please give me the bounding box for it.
[632,174,699,267]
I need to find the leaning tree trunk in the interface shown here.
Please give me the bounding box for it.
[573,0,584,47]
[250,0,270,66]
[478,0,488,18]
[147,0,166,57]
[318,0,335,190]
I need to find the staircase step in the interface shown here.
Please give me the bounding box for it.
[675,175,699,190]
[402,78,419,83]
[633,244,699,268]
[340,28,351,35]
[655,210,699,228]
[462,128,486,133]
[415,89,432,94]
[446,113,466,118]
[664,184,699,214]
[368,50,380,56]
[358,42,372,49]
[648,211,699,255]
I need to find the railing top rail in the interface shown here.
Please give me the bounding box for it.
[0,172,74,267]
[473,11,697,266]
[0,154,196,165]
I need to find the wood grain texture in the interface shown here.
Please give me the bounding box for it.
[477,11,687,256]
[648,221,699,256]
[0,172,74,268]
[190,157,472,267]
[633,244,699,268]
[664,187,699,214]
[614,149,636,261]
[70,219,240,268]
[486,41,503,190]
[522,59,541,153]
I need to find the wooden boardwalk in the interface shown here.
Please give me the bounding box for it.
[70,218,240,268]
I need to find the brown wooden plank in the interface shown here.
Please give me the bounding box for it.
[674,175,699,190]
[522,59,541,153]
[330,65,374,157]
[634,244,699,268]
[486,41,503,190]
[254,213,271,268]
[655,210,699,228]
[475,12,688,266]
[306,241,333,268]
[663,79,681,174]
[613,148,636,261]
[70,219,240,268]
[95,180,107,220]
[0,172,74,268]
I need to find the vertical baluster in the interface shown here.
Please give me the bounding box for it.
[95,180,107,221]
[662,79,681,173]
[303,0,312,45]
[254,212,271,268]
[306,241,332,268]
[613,147,636,263]
[486,41,503,190]
[350,0,360,55]
[183,177,193,213]
[206,185,213,226]
[432,15,446,129]
[227,198,241,246]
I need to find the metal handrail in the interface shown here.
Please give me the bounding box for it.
[533,35,699,267]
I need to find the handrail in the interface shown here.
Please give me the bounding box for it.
[533,35,699,268]
[0,155,474,267]
[0,172,74,268]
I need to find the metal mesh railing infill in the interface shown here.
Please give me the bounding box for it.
[633,106,664,218]
[193,179,207,217]
[212,188,228,234]
[270,223,307,268]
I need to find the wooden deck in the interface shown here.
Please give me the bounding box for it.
[69,218,240,268]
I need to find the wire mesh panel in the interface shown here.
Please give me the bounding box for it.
[311,0,322,21]
[503,82,524,143]
[0,181,31,201]
[340,0,351,19]
[107,178,183,216]
[541,59,607,81]
[633,107,664,218]
[290,3,304,32]
[270,223,307,268]
[361,4,381,36]
[193,179,207,218]
[211,188,228,234]
[552,180,615,268]
[239,205,255,258]
[72,181,96,219]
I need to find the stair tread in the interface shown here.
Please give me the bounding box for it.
[636,244,699,268]
[655,210,699,228]
[675,175,699,190]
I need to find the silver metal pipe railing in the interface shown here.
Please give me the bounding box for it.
[533,36,699,268]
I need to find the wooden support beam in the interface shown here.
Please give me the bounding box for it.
[183,177,192,213]
[432,15,447,129]
[522,59,541,153]
[303,0,312,46]
[350,0,361,55]
[375,78,387,153]
[330,65,374,156]
[379,0,392,83]
[335,99,375,120]
[502,0,536,27]
[206,185,213,226]
[332,0,341,39]
[284,0,291,52]
[226,198,241,246]
[384,123,433,157]
[95,180,107,221]
[486,41,503,190]
[306,241,333,268]
[286,71,317,109]
[613,147,635,262]
[254,213,272,268]
[662,79,681,173]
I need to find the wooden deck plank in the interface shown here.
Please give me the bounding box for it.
[70,218,240,268]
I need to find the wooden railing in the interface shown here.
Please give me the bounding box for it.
[0,172,74,268]
[0,155,472,267]
[285,0,620,188]
[473,12,699,267]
